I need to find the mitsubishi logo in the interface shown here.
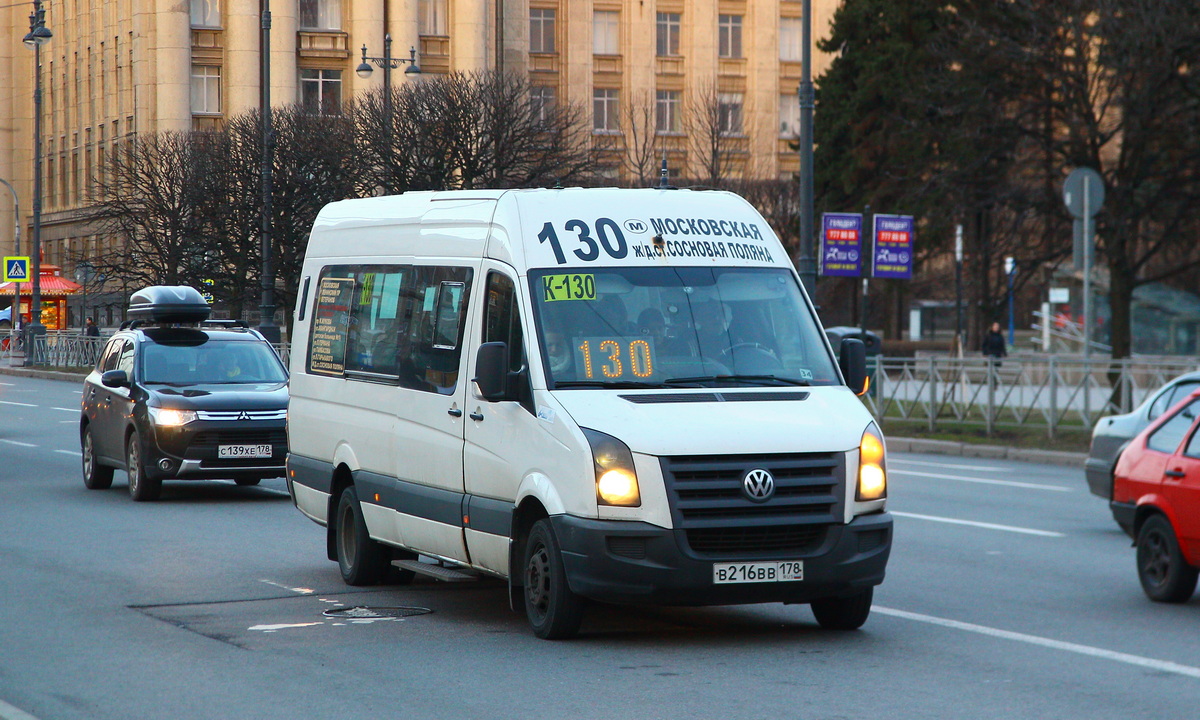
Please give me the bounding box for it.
[742,468,775,502]
[237,411,252,421]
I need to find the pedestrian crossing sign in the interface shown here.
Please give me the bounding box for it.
[3,257,30,283]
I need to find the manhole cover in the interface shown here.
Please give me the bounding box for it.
[322,606,433,619]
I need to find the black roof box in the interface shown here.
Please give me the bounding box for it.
[128,285,212,324]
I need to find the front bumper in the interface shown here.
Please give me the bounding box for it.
[142,419,287,481]
[550,512,892,606]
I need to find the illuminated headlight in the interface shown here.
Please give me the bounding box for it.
[857,424,887,501]
[583,428,641,507]
[149,407,197,427]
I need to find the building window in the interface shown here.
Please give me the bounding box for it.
[531,85,557,127]
[530,8,556,54]
[190,0,220,28]
[594,11,619,55]
[419,0,447,35]
[718,93,743,136]
[656,90,680,134]
[301,69,342,115]
[190,65,221,114]
[779,94,800,138]
[593,88,620,134]
[780,17,802,61]
[299,0,341,31]
[656,13,680,57]
[719,15,743,59]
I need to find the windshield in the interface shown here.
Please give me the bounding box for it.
[530,267,839,389]
[140,339,288,385]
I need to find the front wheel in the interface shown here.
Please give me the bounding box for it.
[1137,514,1199,603]
[523,519,584,640]
[82,426,114,490]
[335,487,390,585]
[126,431,161,502]
[811,587,874,630]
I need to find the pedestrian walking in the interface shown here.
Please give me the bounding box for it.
[84,316,100,337]
[981,321,1007,366]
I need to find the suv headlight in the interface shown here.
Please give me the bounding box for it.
[857,424,887,501]
[149,407,198,427]
[582,428,641,507]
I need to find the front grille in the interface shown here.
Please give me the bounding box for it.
[661,452,844,557]
[191,429,287,448]
[687,524,827,554]
[196,409,287,421]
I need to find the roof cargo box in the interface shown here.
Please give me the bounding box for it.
[128,285,212,324]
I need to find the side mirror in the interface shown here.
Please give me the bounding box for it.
[101,369,130,389]
[839,338,868,396]
[473,342,509,401]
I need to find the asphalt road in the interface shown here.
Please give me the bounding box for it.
[1,373,1198,720]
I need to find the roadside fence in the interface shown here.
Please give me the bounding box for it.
[865,355,1199,436]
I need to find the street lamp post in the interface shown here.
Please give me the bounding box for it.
[23,0,51,365]
[0,178,19,349]
[1005,256,1017,347]
[257,0,280,344]
[356,35,421,124]
[795,0,817,299]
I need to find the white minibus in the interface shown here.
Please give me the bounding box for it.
[286,187,891,639]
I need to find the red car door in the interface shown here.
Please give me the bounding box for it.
[1163,414,1200,567]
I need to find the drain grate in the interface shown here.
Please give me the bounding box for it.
[322,606,433,619]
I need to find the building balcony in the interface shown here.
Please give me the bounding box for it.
[420,36,450,75]
[297,31,349,60]
[529,52,560,74]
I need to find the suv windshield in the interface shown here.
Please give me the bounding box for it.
[530,266,838,389]
[140,336,288,385]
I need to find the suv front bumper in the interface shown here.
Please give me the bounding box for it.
[141,418,287,481]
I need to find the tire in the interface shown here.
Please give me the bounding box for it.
[234,478,261,487]
[82,426,114,490]
[1137,514,1199,603]
[335,487,390,586]
[523,519,584,640]
[126,431,162,502]
[811,587,874,630]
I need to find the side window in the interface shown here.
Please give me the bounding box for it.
[1149,381,1200,421]
[396,266,473,394]
[306,265,405,378]
[1184,423,1200,460]
[484,272,525,373]
[1147,398,1200,454]
[98,338,123,371]
[115,340,135,377]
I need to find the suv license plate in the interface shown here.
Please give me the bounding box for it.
[712,561,804,584]
[218,444,272,459]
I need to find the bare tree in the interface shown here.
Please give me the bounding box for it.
[684,81,746,186]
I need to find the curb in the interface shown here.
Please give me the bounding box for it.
[888,436,1087,467]
[0,365,88,383]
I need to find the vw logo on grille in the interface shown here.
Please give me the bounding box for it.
[742,468,775,502]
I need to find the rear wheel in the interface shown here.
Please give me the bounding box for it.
[335,487,390,585]
[811,587,874,630]
[126,431,161,502]
[523,519,584,640]
[1137,514,1199,603]
[82,426,114,490]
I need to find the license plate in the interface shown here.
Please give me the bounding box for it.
[712,561,804,584]
[218,444,272,459]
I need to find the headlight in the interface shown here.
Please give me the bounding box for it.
[149,407,197,426]
[583,428,641,507]
[857,424,887,501]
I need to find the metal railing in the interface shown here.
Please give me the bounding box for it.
[2,332,291,370]
[864,355,1199,436]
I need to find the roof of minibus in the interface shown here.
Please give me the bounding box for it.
[308,188,786,271]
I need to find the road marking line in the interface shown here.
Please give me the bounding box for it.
[891,511,1064,537]
[0,382,14,386]
[891,458,1005,472]
[874,605,1200,680]
[0,439,37,448]
[0,698,43,720]
[259,579,315,594]
[50,407,77,413]
[54,449,82,457]
[0,400,35,407]
[891,469,1071,492]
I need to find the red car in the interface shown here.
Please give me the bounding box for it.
[1112,388,1200,602]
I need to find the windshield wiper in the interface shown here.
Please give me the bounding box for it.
[664,375,812,387]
